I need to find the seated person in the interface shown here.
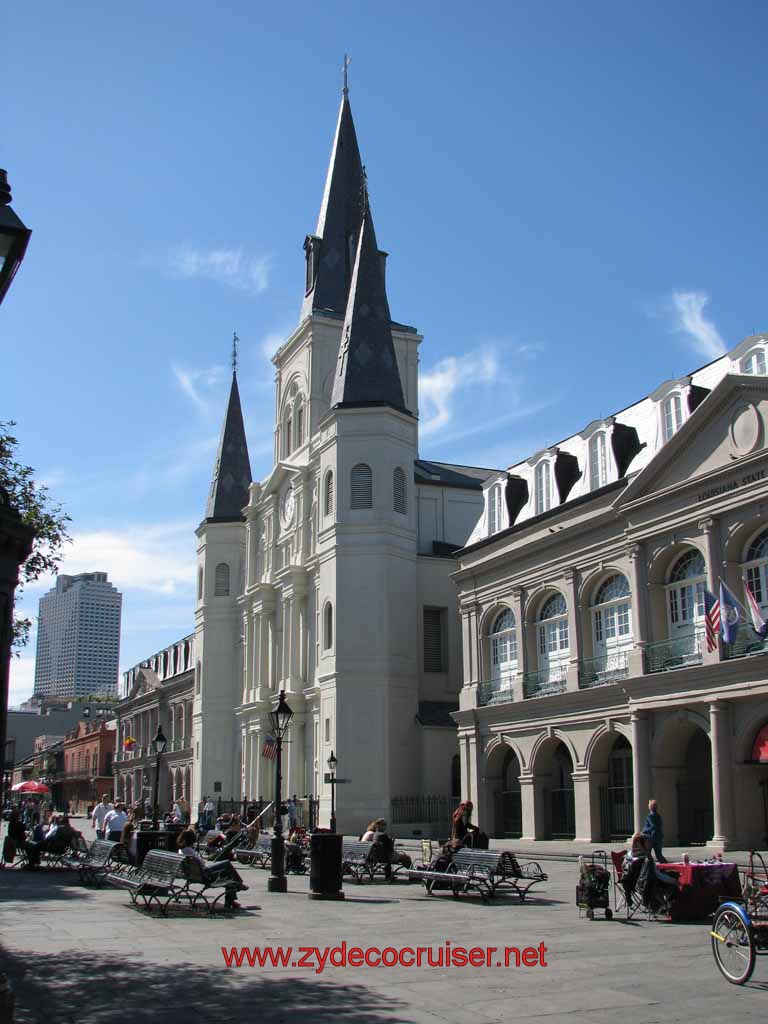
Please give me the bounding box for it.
[360,819,412,879]
[622,833,677,909]
[177,829,248,908]
[451,801,489,850]
[25,815,80,869]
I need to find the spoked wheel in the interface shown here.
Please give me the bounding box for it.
[711,907,756,985]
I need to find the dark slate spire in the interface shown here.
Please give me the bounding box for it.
[330,198,406,412]
[301,88,366,320]
[205,371,252,523]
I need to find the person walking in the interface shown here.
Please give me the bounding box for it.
[91,794,114,840]
[103,803,128,842]
[642,799,666,863]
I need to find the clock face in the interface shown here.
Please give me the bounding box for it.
[281,486,296,528]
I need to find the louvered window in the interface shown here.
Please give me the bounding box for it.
[351,463,373,508]
[324,602,333,650]
[214,562,230,597]
[423,607,445,673]
[393,467,407,514]
[324,471,334,517]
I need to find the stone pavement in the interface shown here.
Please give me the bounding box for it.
[1,825,767,1023]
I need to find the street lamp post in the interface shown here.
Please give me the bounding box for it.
[0,169,32,307]
[267,690,293,894]
[328,750,338,833]
[151,724,167,830]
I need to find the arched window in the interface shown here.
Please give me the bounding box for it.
[324,471,334,517]
[284,414,293,457]
[745,528,768,609]
[490,608,517,683]
[350,463,373,509]
[393,467,407,514]
[589,432,608,490]
[197,567,203,600]
[537,593,569,675]
[662,394,683,442]
[214,562,230,597]
[488,484,501,535]
[323,602,333,651]
[534,462,551,515]
[667,549,706,634]
[741,349,767,376]
[592,573,632,657]
[294,402,304,448]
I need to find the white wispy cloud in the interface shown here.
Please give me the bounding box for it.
[8,655,35,708]
[419,348,499,437]
[164,244,272,294]
[671,291,726,359]
[172,363,227,415]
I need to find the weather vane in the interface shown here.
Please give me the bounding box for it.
[232,331,239,373]
[343,53,351,97]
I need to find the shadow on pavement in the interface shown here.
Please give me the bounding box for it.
[0,944,413,1024]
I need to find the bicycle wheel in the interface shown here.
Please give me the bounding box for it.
[711,907,756,985]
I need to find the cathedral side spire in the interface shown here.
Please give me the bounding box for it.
[330,196,406,412]
[205,363,252,523]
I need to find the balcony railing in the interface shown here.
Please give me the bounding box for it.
[522,663,567,699]
[723,622,768,661]
[644,632,703,673]
[578,649,631,689]
[477,677,515,707]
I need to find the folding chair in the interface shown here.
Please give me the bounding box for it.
[611,850,643,919]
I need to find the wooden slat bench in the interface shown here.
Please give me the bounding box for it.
[178,857,247,913]
[106,850,185,914]
[342,841,409,883]
[65,839,129,886]
[409,849,548,902]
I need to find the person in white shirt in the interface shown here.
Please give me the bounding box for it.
[176,829,248,909]
[104,804,128,841]
[92,795,114,840]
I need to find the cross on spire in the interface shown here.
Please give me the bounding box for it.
[342,53,351,97]
[231,331,239,373]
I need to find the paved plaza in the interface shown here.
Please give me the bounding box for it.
[0,823,766,1023]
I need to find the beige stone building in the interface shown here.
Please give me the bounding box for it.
[454,335,768,850]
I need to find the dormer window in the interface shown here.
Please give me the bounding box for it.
[662,393,684,442]
[741,348,767,376]
[534,461,552,515]
[588,432,608,490]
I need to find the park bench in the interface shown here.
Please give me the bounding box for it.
[38,836,81,870]
[409,849,548,902]
[178,857,246,913]
[106,849,185,914]
[65,839,130,886]
[342,840,409,883]
[234,832,272,868]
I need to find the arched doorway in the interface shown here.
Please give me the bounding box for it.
[678,730,713,844]
[494,748,522,837]
[533,739,575,839]
[604,735,633,839]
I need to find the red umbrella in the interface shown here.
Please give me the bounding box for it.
[11,781,50,794]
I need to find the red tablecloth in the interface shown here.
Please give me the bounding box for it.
[662,861,741,920]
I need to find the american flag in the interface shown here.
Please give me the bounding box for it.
[262,734,277,761]
[704,590,720,652]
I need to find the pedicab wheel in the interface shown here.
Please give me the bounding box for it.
[586,909,594,920]
[605,908,613,921]
[711,907,756,985]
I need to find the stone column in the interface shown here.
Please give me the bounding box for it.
[571,769,595,841]
[243,609,252,698]
[565,569,581,691]
[709,700,734,848]
[631,709,651,833]
[700,517,722,664]
[626,542,648,676]
[252,612,262,694]
[267,613,277,691]
[298,597,308,685]
[519,775,536,840]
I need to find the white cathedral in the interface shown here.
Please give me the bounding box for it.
[116,79,495,833]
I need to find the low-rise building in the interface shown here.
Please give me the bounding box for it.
[61,719,116,816]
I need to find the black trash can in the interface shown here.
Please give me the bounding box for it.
[308,832,345,900]
[135,829,175,866]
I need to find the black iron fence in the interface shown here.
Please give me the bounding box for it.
[549,787,575,839]
[493,790,522,838]
[391,795,460,837]
[211,796,319,830]
[598,784,634,841]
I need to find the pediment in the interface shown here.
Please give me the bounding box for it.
[260,461,306,497]
[617,374,768,508]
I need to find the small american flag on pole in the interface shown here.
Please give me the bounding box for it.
[704,589,720,652]
[262,734,277,761]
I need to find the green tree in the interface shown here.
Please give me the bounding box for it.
[1,420,72,649]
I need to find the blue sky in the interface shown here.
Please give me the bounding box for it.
[2,2,766,703]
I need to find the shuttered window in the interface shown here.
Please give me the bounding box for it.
[324,603,333,650]
[214,562,230,597]
[324,471,334,517]
[423,607,445,673]
[393,467,407,514]
[351,463,373,509]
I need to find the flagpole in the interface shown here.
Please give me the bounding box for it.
[718,574,751,618]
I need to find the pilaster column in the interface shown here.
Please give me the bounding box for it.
[519,775,536,840]
[298,597,308,684]
[700,517,723,663]
[267,612,277,691]
[709,700,734,848]
[571,770,595,842]
[241,729,249,799]
[631,709,651,832]
[252,612,262,694]
[243,609,252,697]
[565,569,581,691]
[627,542,648,675]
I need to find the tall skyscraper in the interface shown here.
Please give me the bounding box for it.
[34,572,122,698]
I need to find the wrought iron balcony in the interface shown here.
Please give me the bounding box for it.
[522,663,567,699]
[578,649,631,688]
[723,622,768,660]
[643,632,703,673]
[477,677,515,707]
